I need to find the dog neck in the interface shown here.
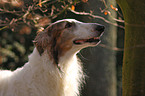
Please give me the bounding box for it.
[24,47,83,96]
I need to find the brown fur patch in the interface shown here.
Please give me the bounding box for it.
[33,31,50,55]
[49,28,75,64]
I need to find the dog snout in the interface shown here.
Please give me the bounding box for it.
[95,25,105,33]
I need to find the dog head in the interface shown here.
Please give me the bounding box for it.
[34,19,104,64]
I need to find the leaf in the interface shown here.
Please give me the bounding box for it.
[38,0,42,7]
[104,11,108,15]
[71,5,75,11]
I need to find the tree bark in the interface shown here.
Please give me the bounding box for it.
[116,0,145,95]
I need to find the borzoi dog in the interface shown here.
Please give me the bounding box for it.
[0,19,104,96]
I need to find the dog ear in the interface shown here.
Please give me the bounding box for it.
[33,31,50,55]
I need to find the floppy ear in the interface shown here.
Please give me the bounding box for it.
[33,32,50,55]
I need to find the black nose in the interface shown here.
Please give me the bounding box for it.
[96,25,105,32]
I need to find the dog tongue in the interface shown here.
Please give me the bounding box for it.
[74,37,100,45]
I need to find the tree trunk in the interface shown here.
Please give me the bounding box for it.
[116,0,145,95]
[80,0,117,96]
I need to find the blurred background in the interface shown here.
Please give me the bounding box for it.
[0,0,124,96]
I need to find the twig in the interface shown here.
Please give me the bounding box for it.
[0,26,9,31]
[50,2,75,19]
[22,5,34,23]
[109,14,124,23]
[99,44,124,51]
[99,43,145,51]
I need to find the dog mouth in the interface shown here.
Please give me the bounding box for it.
[73,37,100,45]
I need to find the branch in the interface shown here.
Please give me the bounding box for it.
[0,8,23,16]
[0,4,35,31]
[68,8,125,29]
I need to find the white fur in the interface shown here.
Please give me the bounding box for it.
[0,48,84,96]
[0,19,104,96]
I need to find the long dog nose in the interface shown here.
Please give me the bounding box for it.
[96,25,105,32]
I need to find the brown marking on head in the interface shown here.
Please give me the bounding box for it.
[33,20,75,64]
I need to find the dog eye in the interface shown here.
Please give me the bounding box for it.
[65,22,73,28]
